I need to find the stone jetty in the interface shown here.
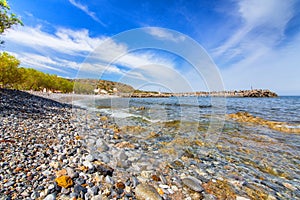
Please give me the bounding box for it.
[121,89,278,98]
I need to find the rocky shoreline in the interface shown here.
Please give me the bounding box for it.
[1,89,298,200]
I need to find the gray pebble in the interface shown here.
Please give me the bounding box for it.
[43,193,56,200]
[83,160,94,169]
[66,167,77,178]
[135,183,162,200]
[182,176,204,192]
[31,191,40,199]
[96,139,109,152]
[91,194,103,200]
[4,181,14,187]
[70,192,79,198]
[86,154,95,162]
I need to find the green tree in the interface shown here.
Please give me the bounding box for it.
[0,51,21,87]
[0,0,23,44]
[74,82,94,94]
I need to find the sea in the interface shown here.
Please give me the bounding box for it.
[81,96,300,124]
[74,96,300,198]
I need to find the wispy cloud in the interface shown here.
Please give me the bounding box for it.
[213,0,295,60]
[7,51,67,73]
[146,27,186,42]
[215,0,300,94]
[68,0,106,27]
[221,32,300,94]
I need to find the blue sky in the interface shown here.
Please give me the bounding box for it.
[2,0,300,94]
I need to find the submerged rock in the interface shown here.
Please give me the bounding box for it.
[96,138,109,152]
[202,179,236,199]
[182,176,204,192]
[135,183,162,200]
[227,112,300,133]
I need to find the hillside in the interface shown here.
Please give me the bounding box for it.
[74,79,135,94]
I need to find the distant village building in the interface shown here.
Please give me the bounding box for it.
[93,88,108,95]
[100,89,108,94]
[94,88,100,94]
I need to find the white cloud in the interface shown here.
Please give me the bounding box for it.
[4,26,183,85]
[221,32,300,95]
[77,62,124,77]
[146,27,186,42]
[214,0,295,57]
[118,64,194,93]
[89,38,177,70]
[238,0,294,28]
[5,26,103,55]
[68,0,106,26]
[211,0,299,94]
[8,51,67,73]
[82,49,179,86]
[118,52,176,70]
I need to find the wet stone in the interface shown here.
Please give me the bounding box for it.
[4,181,14,187]
[75,177,86,185]
[66,167,77,179]
[30,191,40,199]
[69,192,79,198]
[44,193,56,200]
[96,139,109,152]
[74,184,87,194]
[61,187,70,194]
[182,176,204,192]
[95,163,114,176]
[135,183,162,200]
[85,154,95,162]
[83,160,94,169]
[88,186,99,195]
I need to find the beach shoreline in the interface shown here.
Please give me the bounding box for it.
[27,91,119,104]
[0,88,299,200]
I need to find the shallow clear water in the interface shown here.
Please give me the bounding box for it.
[225,96,300,123]
[75,96,300,198]
[92,96,300,124]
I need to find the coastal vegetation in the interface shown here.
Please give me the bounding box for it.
[0,52,73,92]
[0,55,136,94]
[0,0,23,45]
[0,51,136,93]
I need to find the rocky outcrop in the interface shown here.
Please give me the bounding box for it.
[241,89,278,97]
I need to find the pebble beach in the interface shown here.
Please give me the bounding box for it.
[1,89,299,200]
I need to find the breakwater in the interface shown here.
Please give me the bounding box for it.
[121,89,278,98]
